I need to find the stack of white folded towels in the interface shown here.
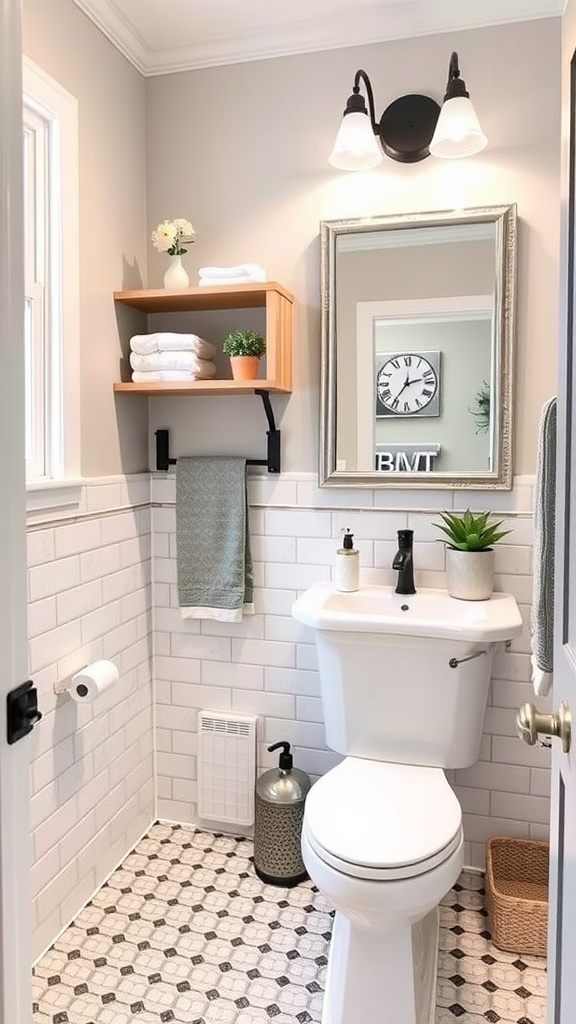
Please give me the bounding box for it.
[198,263,266,287]
[130,333,217,382]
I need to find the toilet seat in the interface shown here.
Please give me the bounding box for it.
[303,757,462,881]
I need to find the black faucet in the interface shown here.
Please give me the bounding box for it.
[392,529,416,595]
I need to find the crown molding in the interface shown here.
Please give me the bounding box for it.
[72,0,148,74]
[71,0,564,77]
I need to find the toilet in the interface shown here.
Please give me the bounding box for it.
[292,585,522,1024]
[302,759,463,1024]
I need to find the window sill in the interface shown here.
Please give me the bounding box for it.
[26,478,83,515]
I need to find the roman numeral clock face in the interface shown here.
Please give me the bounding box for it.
[376,352,440,417]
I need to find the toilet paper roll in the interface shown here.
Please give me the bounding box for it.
[69,660,119,703]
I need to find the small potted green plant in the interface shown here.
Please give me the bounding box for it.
[469,381,491,434]
[222,329,266,381]
[433,509,511,600]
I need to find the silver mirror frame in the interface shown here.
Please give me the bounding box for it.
[320,204,517,489]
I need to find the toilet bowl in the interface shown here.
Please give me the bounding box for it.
[302,757,464,1024]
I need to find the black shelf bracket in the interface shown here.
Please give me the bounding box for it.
[155,388,281,474]
[155,428,177,471]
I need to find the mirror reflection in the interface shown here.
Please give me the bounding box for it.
[320,206,517,488]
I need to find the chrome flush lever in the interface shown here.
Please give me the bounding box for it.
[448,650,487,669]
[516,701,572,754]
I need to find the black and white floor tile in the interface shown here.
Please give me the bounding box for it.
[437,873,546,1024]
[32,823,546,1024]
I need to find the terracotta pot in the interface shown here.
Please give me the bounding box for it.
[229,355,260,381]
[446,547,495,601]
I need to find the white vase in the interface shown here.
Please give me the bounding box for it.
[446,547,495,601]
[163,254,189,290]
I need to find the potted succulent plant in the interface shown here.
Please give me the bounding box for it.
[434,509,511,601]
[223,329,266,381]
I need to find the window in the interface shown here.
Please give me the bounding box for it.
[22,58,80,507]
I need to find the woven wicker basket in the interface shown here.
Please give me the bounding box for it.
[485,837,549,957]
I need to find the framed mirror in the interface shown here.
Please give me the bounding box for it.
[320,205,517,489]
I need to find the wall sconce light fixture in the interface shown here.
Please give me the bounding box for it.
[429,52,487,159]
[329,52,486,170]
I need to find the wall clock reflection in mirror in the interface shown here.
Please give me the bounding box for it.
[376,351,440,417]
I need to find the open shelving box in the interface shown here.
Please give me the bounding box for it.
[112,281,293,395]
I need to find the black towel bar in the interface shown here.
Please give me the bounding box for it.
[155,389,281,474]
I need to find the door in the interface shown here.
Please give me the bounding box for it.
[0,0,34,1020]
[546,35,576,1024]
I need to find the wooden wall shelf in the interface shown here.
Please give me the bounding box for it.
[113,380,288,396]
[113,281,293,394]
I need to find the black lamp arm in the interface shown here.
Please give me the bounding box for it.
[444,51,469,100]
[353,69,379,134]
[449,52,460,81]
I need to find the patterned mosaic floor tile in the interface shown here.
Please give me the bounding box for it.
[438,874,547,1023]
[32,824,547,1024]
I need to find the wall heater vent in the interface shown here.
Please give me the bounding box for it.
[198,710,257,826]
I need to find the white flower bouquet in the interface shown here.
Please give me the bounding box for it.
[151,218,195,256]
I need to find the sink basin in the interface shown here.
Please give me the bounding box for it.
[292,582,522,643]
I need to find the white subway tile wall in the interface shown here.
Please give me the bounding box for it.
[27,477,153,961]
[152,472,551,871]
[28,470,550,961]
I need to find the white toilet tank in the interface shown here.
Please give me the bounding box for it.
[314,628,495,770]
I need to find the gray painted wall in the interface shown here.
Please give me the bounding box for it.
[21,8,557,479]
[146,18,560,478]
[23,0,149,476]
[22,9,560,479]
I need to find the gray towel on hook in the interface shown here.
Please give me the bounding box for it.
[176,457,254,621]
[531,396,556,695]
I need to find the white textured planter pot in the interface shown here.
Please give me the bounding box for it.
[446,548,495,601]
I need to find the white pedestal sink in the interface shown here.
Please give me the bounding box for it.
[293,582,523,642]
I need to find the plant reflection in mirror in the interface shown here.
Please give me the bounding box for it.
[470,381,490,433]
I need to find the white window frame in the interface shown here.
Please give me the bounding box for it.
[23,106,47,479]
[22,57,81,512]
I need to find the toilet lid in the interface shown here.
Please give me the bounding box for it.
[304,758,462,881]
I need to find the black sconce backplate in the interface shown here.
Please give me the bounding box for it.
[379,94,441,163]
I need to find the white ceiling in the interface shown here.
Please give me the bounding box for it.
[71,0,564,76]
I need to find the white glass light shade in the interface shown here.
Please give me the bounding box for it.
[429,96,487,159]
[328,111,383,170]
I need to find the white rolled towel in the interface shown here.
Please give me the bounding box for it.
[199,276,264,287]
[198,263,266,281]
[130,351,215,374]
[131,368,216,382]
[130,333,215,358]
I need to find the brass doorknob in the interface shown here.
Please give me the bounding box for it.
[516,701,571,754]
